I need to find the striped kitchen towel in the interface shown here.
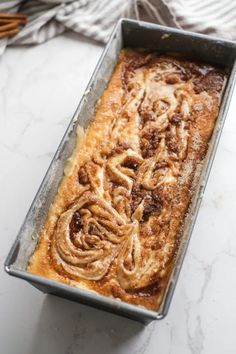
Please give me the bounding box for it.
[0,0,235,55]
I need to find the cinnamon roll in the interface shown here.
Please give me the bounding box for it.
[28,49,226,310]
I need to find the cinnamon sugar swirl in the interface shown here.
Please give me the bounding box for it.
[28,49,226,310]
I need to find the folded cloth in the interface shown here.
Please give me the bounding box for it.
[0,0,235,55]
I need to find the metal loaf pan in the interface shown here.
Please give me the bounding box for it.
[5,19,236,324]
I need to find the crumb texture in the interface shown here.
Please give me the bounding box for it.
[28,49,225,310]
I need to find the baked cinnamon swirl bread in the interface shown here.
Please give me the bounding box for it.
[28,49,226,310]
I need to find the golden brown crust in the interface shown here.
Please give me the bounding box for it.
[28,49,226,310]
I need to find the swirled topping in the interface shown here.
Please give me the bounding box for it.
[29,49,226,310]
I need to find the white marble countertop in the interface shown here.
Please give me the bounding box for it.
[1,32,236,354]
